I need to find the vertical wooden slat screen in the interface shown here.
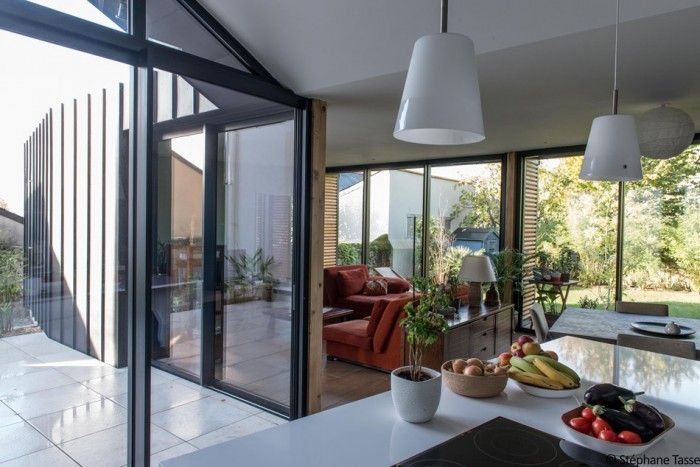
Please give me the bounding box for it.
[323,174,338,268]
[521,158,540,325]
[22,85,128,367]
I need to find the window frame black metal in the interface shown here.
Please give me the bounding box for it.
[0,2,311,466]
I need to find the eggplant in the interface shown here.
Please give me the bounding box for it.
[621,397,665,435]
[583,383,643,409]
[589,404,655,442]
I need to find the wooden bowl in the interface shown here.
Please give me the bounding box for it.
[441,359,508,398]
[561,406,675,456]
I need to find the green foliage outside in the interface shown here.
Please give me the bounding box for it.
[336,243,361,265]
[369,234,392,267]
[450,164,501,231]
[0,245,23,333]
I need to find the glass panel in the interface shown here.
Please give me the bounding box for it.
[427,162,502,282]
[522,155,618,316]
[368,168,423,278]
[215,120,295,409]
[152,133,204,377]
[1,30,130,465]
[623,146,700,318]
[26,0,129,31]
[147,0,248,71]
[336,171,363,265]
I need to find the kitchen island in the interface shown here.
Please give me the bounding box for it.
[162,336,700,466]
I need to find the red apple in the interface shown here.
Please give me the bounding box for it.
[510,342,521,355]
[522,342,542,356]
[544,350,559,361]
[514,349,525,357]
[498,352,512,367]
[517,335,534,346]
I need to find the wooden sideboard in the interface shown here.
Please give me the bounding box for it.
[415,303,514,370]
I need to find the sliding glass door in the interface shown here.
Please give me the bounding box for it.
[213,119,295,410]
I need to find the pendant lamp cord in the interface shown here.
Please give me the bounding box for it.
[612,0,620,115]
[440,0,448,33]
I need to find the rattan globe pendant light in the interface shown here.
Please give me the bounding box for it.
[394,0,484,145]
[580,0,642,181]
[637,104,695,159]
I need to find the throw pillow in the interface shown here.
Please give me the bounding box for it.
[363,279,388,296]
[336,268,368,297]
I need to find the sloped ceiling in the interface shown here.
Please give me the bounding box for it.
[199,0,700,166]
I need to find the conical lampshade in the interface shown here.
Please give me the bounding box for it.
[394,33,484,145]
[580,114,642,181]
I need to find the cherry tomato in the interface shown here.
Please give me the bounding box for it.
[592,417,612,436]
[598,430,618,442]
[581,407,596,422]
[617,431,642,444]
[569,417,591,434]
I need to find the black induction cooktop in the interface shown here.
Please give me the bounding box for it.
[393,417,637,467]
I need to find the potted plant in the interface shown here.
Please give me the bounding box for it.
[557,247,580,283]
[391,277,448,423]
[259,254,276,302]
[486,248,533,305]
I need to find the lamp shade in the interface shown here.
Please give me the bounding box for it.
[394,33,484,145]
[637,105,695,159]
[580,114,642,181]
[458,255,496,283]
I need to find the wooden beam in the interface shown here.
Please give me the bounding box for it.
[306,100,326,414]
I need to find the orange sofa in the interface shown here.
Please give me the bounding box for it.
[323,296,414,371]
[323,264,412,319]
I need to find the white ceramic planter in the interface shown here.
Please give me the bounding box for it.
[390,365,441,423]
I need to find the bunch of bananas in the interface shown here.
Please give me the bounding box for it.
[508,355,580,390]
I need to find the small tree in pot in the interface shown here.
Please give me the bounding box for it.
[391,277,448,423]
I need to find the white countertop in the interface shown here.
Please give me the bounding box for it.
[162,337,700,467]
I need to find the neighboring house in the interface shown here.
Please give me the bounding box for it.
[453,227,499,254]
[0,208,24,247]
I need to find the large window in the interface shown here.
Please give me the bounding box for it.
[623,146,700,318]
[336,171,364,265]
[26,0,129,31]
[428,162,502,281]
[368,169,424,278]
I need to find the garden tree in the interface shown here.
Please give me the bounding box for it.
[450,165,501,231]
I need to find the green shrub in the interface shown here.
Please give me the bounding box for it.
[369,234,392,267]
[0,247,24,333]
[336,243,361,265]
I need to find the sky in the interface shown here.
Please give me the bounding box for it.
[0,1,126,216]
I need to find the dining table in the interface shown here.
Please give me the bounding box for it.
[549,307,700,359]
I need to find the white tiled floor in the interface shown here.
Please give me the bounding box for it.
[0,332,286,466]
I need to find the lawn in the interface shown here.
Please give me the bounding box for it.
[563,287,700,319]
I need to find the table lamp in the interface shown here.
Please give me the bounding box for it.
[458,255,496,308]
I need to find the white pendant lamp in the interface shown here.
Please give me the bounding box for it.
[637,104,695,159]
[394,0,484,145]
[580,0,642,181]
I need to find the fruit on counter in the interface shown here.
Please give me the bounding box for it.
[583,383,643,410]
[581,407,596,422]
[588,404,654,442]
[620,398,665,435]
[522,342,542,356]
[517,335,534,345]
[498,352,512,367]
[466,358,484,369]
[617,431,642,444]
[452,359,468,374]
[568,417,591,434]
[493,366,507,375]
[531,358,577,388]
[509,356,543,375]
[524,355,580,385]
[464,365,483,376]
[597,429,618,442]
[591,417,612,437]
[508,368,564,389]
[543,350,558,361]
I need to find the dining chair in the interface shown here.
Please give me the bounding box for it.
[617,333,696,360]
[615,301,668,317]
[531,303,549,343]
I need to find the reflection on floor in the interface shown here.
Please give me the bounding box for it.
[321,360,390,410]
[159,296,292,407]
[0,332,286,467]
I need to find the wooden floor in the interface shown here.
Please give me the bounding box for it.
[321,360,390,410]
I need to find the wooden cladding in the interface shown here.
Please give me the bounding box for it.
[323,174,338,268]
[24,86,128,367]
[520,158,540,324]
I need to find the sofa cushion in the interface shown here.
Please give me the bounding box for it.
[363,279,388,296]
[366,299,391,336]
[370,275,411,294]
[323,320,372,350]
[336,268,369,298]
[323,265,369,306]
[373,297,415,353]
